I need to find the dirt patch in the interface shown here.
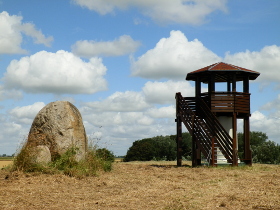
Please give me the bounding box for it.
[1,161,280,209]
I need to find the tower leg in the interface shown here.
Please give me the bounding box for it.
[176,117,182,167]
[232,113,238,166]
[192,134,198,167]
[244,116,252,165]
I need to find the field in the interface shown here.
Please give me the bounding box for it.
[0,159,13,169]
[1,161,280,209]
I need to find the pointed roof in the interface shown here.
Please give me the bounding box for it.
[186,62,260,83]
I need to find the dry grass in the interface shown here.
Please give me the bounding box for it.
[0,160,13,169]
[1,161,280,209]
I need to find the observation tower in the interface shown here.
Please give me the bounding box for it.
[175,62,260,166]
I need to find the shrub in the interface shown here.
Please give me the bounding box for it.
[123,133,192,162]
[96,148,115,162]
[11,142,114,178]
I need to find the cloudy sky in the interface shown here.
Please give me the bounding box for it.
[0,0,280,156]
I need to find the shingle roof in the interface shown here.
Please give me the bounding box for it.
[186,62,260,83]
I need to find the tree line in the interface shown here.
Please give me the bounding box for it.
[124,131,280,164]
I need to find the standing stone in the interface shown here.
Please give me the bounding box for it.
[26,101,88,163]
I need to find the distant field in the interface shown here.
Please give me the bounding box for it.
[1,161,280,209]
[0,160,13,169]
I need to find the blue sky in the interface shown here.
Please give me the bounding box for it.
[0,0,280,156]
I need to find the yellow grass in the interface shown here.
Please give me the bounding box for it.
[1,161,280,209]
[0,160,13,169]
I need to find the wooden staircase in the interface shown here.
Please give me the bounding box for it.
[176,92,237,166]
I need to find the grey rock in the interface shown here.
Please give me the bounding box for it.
[26,101,87,163]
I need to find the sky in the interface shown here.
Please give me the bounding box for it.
[0,0,280,156]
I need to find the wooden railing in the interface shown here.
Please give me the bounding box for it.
[176,93,234,165]
[201,92,250,114]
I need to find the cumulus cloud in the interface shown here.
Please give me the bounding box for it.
[2,50,108,94]
[72,35,141,57]
[131,30,221,79]
[83,91,151,112]
[250,111,280,143]
[72,0,228,25]
[0,86,23,101]
[9,102,45,125]
[0,11,53,54]
[224,45,280,86]
[146,106,175,119]
[142,80,207,104]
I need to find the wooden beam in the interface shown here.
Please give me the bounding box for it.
[244,116,252,165]
[176,93,182,166]
[232,73,236,92]
[191,115,197,167]
[195,78,201,97]
[232,112,238,166]
[243,75,249,93]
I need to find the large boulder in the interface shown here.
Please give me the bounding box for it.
[26,101,88,163]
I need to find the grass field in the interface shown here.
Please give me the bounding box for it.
[1,161,280,209]
[0,160,13,169]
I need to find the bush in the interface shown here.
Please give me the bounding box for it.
[96,148,115,162]
[123,133,192,162]
[11,142,114,178]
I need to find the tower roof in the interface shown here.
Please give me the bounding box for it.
[186,62,260,83]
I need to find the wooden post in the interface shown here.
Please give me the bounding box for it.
[211,137,215,167]
[232,73,236,92]
[244,116,252,165]
[176,93,182,167]
[232,112,238,166]
[191,115,197,167]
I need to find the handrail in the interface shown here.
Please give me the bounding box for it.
[176,92,234,165]
[176,94,212,158]
[196,97,233,160]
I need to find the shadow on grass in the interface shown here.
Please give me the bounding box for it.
[150,164,192,168]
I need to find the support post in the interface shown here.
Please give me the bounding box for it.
[232,112,238,166]
[176,93,182,167]
[211,137,215,167]
[191,115,197,167]
[244,116,252,165]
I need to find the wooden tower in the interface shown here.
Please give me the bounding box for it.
[176,62,260,167]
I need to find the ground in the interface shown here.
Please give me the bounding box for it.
[1,161,280,209]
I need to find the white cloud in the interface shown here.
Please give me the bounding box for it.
[0,11,53,54]
[72,0,228,25]
[72,35,141,57]
[83,91,151,112]
[131,30,221,79]
[147,106,175,119]
[2,50,108,94]
[250,111,280,144]
[20,22,53,47]
[142,80,207,104]
[9,102,45,125]
[224,45,280,86]
[0,120,26,155]
[0,86,23,101]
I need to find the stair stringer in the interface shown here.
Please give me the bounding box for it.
[176,92,234,165]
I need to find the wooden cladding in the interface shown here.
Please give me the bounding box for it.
[201,92,250,114]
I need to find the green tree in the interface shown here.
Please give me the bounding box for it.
[238,131,280,164]
[123,138,156,162]
[253,141,280,164]
[96,148,115,162]
[124,133,192,162]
